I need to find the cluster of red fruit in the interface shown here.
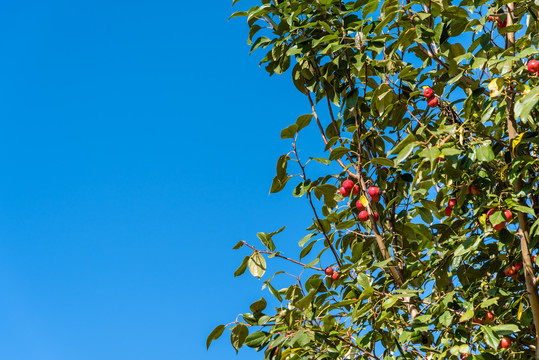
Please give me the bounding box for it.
[528,59,539,73]
[422,87,438,108]
[338,179,359,197]
[487,15,507,28]
[504,261,522,280]
[473,311,495,325]
[466,184,481,196]
[504,255,536,280]
[324,266,339,280]
[444,198,457,217]
[486,208,512,231]
[357,186,380,222]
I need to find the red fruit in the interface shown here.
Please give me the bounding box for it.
[473,317,483,324]
[448,198,457,208]
[343,180,354,191]
[528,60,539,73]
[504,266,515,276]
[371,194,381,203]
[331,272,340,281]
[437,157,446,162]
[423,87,434,98]
[515,262,523,272]
[493,222,505,231]
[445,206,452,217]
[471,185,481,195]
[373,212,379,221]
[428,97,439,108]
[533,254,537,263]
[497,19,507,28]
[380,167,389,174]
[352,185,360,195]
[324,266,333,276]
[460,354,469,360]
[503,209,513,222]
[356,199,365,211]
[358,210,369,221]
[339,187,350,196]
[500,337,511,349]
[368,186,380,197]
[488,15,494,21]
[484,312,495,323]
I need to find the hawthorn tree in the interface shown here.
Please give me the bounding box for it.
[208,0,539,358]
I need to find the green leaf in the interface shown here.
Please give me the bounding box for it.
[296,114,312,131]
[206,324,226,349]
[459,308,474,322]
[362,0,379,18]
[480,297,499,308]
[369,157,394,167]
[475,145,495,162]
[312,157,330,165]
[329,147,350,160]
[513,205,535,216]
[419,147,441,163]
[515,87,539,121]
[230,324,249,352]
[299,240,316,259]
[295,288,317,309]
[490,324,519,334]
[388,134,415,155]
[482,326,499,350]
[270,175,290,194]
[281,124,298,139]
[248,252,266,279]
[299,233,315,247]
[232,241,244,249]
[244,331,267,348]
[395,143,417,164]
[250,297,267,313]
[293,180,311,197]
[234,256,250,277]
[270,155,290,193]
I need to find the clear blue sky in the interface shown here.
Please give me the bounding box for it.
[0,1,319,359]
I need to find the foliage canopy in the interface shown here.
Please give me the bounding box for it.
[209,0,539,358]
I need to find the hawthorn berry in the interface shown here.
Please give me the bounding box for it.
[356,199,365,211]
[500,337,511,349]
[368,186,380,197]
[423,87,434,98]
[343,180,354,192]
[358,210,369,221]
[528,60,539,73]
[503,209,513,222]
[428,97,439,108]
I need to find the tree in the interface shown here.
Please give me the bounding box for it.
[208,0,539,358]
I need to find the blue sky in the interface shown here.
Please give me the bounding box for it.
[0,1,321,359]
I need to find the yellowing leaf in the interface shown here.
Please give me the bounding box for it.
[359,195,368,208]
[488,78,504,97]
